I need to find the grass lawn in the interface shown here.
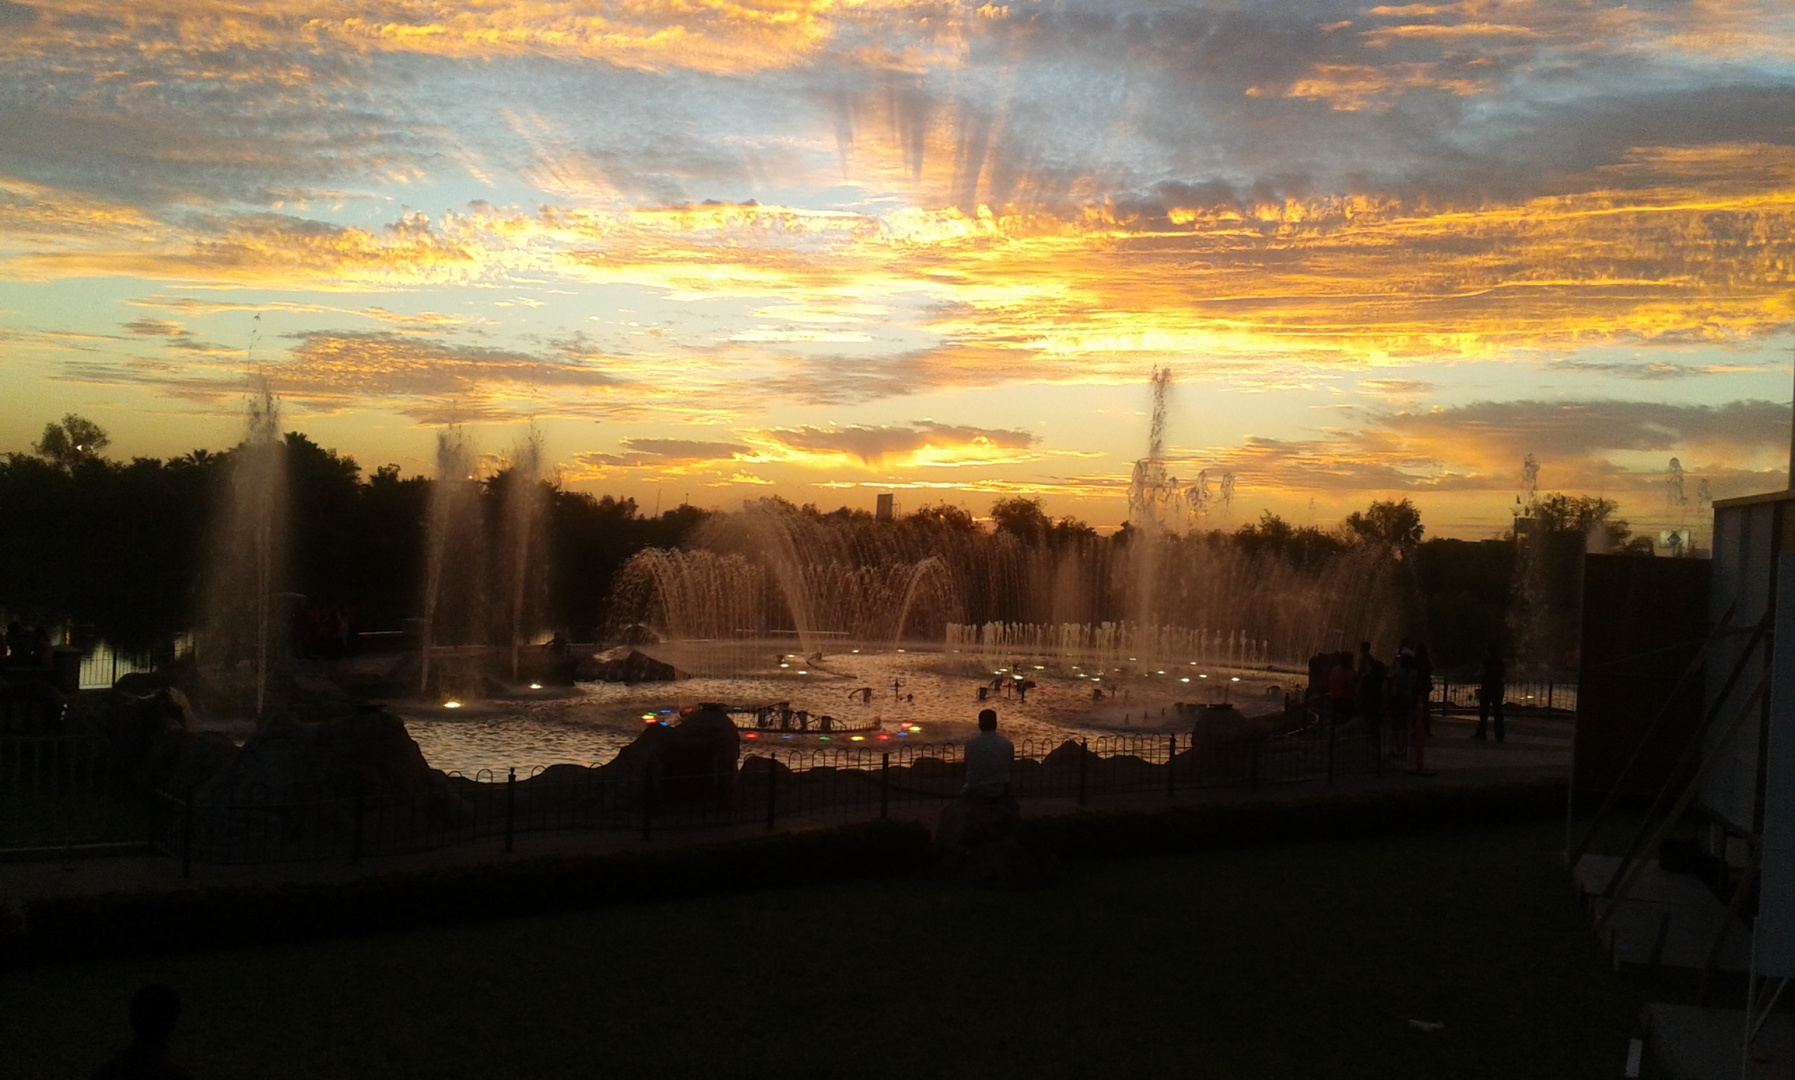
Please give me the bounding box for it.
[6,817,1648,1079]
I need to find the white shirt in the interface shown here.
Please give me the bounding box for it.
[963,730,1014,797]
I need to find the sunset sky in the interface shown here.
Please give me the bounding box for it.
[1,0,1792,538]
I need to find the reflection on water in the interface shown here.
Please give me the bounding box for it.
[398,648,1296,777]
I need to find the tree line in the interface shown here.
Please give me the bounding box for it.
[1,415,1645,670]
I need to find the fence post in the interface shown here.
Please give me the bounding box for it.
[765,758,777,832]
[1249,738,1259,793]
[880,752,890,819]
[504,767,516,853]
[1326,717,1336,786]
[351,777,365,866]
[180,783,194,880]
[1077,738,1088,805]
[1166,735,1177,799]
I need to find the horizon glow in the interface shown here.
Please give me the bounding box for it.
[0,0,1792,539]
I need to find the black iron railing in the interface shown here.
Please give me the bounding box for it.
[144,719,1422,867]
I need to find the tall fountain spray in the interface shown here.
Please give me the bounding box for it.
[199,379,287,716]
[420,428,486,694]
[500,427,549,682]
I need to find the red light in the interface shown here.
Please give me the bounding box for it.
[745,733,758,739]
[877,734,890,740]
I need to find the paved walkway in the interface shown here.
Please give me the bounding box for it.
[0,710,1569,910]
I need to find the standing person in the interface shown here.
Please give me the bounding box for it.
[1413,643,1436,735]
[963,708,1014,798]
[1327,652,1357,725]
[1475,645,1507,742]
[1358,651,1386,731]
[93,983,192,1080]
[1356,640,1374,679]
[1389,652,1421,740]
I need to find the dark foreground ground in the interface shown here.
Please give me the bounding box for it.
[6,817,1655,1080]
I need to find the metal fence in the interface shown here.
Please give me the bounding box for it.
[144,719,1419,867]
[1431,677,1576,714]
[1,737,147,849]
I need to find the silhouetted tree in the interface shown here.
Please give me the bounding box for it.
[1344,498,1424,551]
[33,414,110,472]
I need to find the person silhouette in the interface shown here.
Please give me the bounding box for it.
[93,983,192,1079]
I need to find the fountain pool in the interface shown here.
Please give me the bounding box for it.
[390,645,1300,776]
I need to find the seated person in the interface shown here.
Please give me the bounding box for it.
[962,708,1014,799]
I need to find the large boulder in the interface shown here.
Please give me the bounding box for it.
[662,704,741,805]
[203,706,441,802]
[183,706,470,860]
[595,704,741,807]
[64,687,190,761]
[575,649,683,683]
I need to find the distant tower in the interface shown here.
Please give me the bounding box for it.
[875,493,895,522]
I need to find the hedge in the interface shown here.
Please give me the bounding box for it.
[1025,778,1568,861]
[3,778,1567,965]
[5,818,932,967]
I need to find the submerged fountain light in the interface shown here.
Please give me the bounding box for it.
[851,735,865,741]
[444,700,462,709]
[529,682,543,690]
[1181,677,1190,683]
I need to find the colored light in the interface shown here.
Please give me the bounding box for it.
[746,732,758,738]
[642,714,656,721]
[897,649,905,653]
[443,701,462,709]
[819,736,831,741]
[851,735,865,741]
[877,735,890,740]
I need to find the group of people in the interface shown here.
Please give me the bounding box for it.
[1323,639,1437,736]
[4,619,54,668]
[1321,640,1511,742]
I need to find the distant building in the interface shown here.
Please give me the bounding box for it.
[875,493,894,522]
